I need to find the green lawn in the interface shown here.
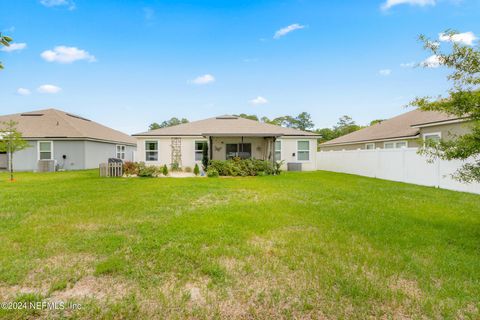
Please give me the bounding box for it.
[0,170,479,319]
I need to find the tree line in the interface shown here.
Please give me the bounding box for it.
[148,113,384,143]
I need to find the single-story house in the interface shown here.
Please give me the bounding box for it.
[0,108,136,171]
[133,115,320,171]
[320,109,470,151]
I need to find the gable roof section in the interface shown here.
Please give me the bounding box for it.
[133,115,319,137]
[0,108,136,145]
[321,109,460,146]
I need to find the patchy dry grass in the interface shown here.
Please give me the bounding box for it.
[0,170,479,319]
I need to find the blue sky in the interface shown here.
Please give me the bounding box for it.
[0,0,479,134]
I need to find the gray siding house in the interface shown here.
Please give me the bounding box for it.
[320,109,470,151]
[0,109,136,171]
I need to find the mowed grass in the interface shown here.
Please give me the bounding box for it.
[0,170,479,319]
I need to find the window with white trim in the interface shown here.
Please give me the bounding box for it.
[395,141,407,148]
[365,143,375,150]
[274,140,281,161]
[145,141,158,161]
[384,142,394,149]
[384,141,407,149]
[116,145,126,159]
[38,141,53,160]
[195,141,207,161]
[297,141,310,161]
[423,132,441,143]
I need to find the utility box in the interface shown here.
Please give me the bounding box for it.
[287,162,302,171]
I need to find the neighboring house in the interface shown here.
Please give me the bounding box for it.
[320,109,470,151]
[0,108,136,171]
[133,115,320,171]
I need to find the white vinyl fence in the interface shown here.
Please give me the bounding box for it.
[317,148,480,194]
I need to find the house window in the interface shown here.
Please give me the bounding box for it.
[116,145,126,159]
[38,141,53,160]
[395,141,407,148]
[365,143,375,150]
[226,143,251,159]
[423,132,441,143]
[274,140,281,161]
[145,141,158,161]
[195,141,207,161]
[384,142,395,149]
[297,141,310,161]
[384,141,407,149]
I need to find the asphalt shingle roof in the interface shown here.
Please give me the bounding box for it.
[0,108,136,145]
[133,115,319,137]
[321,109,460,146]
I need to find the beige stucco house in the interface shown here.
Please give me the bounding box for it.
[320,109,470,151]
[133,115,320,171]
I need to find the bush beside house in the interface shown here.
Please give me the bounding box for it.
[122,158,281,178]
[207,158,281,177]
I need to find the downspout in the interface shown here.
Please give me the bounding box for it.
[241,136,244,157]
[209,136,213,161]
[272,137,276,165]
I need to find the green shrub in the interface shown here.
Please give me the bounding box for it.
[273,160,284,175]
[202,143,209,170]
[123,161,139,176]
[162,164,169,176]
[207,167,219,177]
[184,166,192,173]
[170,162,180,172]
[138,165,159,177]
[207,158,278,176]
[194,163,200,176]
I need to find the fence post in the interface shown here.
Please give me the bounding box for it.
[436,158,441,188]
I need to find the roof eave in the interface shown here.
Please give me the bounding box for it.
[320,134,420,147]
[22,136,136,146]
[410,117,468,128]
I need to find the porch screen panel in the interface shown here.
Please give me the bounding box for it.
[226,144,238,160]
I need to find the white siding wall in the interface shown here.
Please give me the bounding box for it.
[317,148,480,194]
[84,141,135,169]
[278,137,318,171]
[135,136,319,171]
[4,140,135,171]
[136,136,205,169]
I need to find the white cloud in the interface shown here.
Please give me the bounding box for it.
[249,96,268,105]
[379,69,392,76]
[41,46,96,64]
[37,84,62,94]
[273,24,305,39]
[439,31,477,46]
[400,61,416,68]
[0,42,27,52]
[16,88,31,96]
[40,0,75,10]
[421,55,443,68]
[191,74,215,85]
[381,0,435,10]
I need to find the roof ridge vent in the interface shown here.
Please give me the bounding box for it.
[21,113,44,116]
[215,115,238,120]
